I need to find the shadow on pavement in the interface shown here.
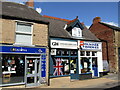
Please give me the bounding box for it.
[104,85,120,90]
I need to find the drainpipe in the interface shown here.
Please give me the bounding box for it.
[47,23,50,86]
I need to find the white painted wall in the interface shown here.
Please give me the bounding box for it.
[97,51,103,77]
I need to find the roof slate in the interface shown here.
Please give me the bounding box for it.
[43,16,99,41]
[44,17,72,38]
[0,1,49,24]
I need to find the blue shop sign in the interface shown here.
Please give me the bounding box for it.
[0,46,46,54]
[41,54,46,77]
[79,41,102,50]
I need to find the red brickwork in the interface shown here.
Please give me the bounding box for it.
[90,17,116,72]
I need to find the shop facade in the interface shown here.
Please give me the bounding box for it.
[49,38,79,79]
[1,1,49,87]
[49,38,103,80]
[0,45,46,87]
[78,41,103,79]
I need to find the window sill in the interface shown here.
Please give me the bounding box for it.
[13,43,35,47]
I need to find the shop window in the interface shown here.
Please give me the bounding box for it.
[15,22,32,45]
[70,50,77,56]
[52,58,70,76]
[86,51,90,56]
[80,51,85,56]
[62,50,69,56]
[72,27,82,37]
[80,57,91,73]
[92,51,97,56]
[70,57,77,74]
[56,50,61,56]
[2,55,25,84]
[92,57,98,67]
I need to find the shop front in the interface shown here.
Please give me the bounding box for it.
[78,41,103,79]
[50,39,79,79]
[0,45,46,87]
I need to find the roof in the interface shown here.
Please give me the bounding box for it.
[0,1,49,24]
[43,16,72,38]
[43,15,71,22]
[82,28,99,41]
[99,22,120,31]
[43,15,99,41]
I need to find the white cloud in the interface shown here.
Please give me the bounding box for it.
[103,22,118,27]
[86,25,90,29]
[36,8,42,14]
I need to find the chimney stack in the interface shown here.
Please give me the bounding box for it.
[93,17,101,24]
[25,0,34,8]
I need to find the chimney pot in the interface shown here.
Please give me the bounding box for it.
[81,22,84,25]
[25,0,34,8]
[93,17,101,24]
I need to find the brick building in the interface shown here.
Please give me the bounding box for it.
[0,1,49,87]
[89,17,120,73]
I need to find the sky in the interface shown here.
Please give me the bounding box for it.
[3,0,119,27]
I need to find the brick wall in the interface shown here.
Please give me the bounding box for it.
[0,18,15,44]
[117,31,120,47]
[114,31,120,72]
[90,23,117,72]
[33,23,48,46]
[0,18,48,47]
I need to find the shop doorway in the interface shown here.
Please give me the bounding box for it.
[92,57,98,77]
[25,56,41,87]
[70,57,79,80]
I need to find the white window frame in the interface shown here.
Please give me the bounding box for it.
[72,27,82,37]
[15,21,33,46]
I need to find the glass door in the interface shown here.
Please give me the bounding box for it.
[25,56,41,87]
[92,57,98,77]
[70,57,79,80]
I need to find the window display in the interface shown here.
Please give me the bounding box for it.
[62,50,69,56]
[80,57,91,73]
[86,51,90,56]
[56,50,61,56]
[70,50,77,56]
[27,59,35,74]
[51,49,78,77]
[92,51,97,56]
[80,51,85,56]
[70,58,77,74]
[2,55,25,84]
[53,58,70,76]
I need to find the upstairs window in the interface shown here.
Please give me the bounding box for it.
[15,22,32,45]
[72,27,82,37]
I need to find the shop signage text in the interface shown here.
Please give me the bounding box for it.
[51,40,77,49]
[79,41,102,50]
[0,46,46,54]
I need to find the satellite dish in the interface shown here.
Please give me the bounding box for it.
[36,8,42,14]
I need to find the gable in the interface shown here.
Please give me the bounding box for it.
[67,19,84,30]
[66,20,83,38]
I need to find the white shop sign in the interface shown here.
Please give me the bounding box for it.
[51,40,77,49]
[79,41,102,50]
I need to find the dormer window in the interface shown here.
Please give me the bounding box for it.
[72,27,82,37]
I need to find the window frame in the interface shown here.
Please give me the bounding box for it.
[72,27,82,37]
[15,21,33,45]
[80,51,98,74]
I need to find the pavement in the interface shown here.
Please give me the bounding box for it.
[38,73,120,89]
[1,73,120,89]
